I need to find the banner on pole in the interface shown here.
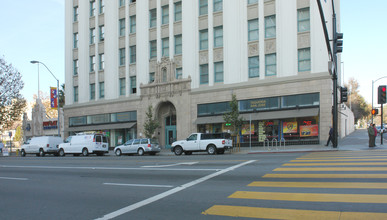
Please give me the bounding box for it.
[50,87,58,109]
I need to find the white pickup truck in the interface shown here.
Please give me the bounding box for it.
[171,133,233,155]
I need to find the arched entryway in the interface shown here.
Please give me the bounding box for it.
[155,101,177,148]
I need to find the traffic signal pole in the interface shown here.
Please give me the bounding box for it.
[381,104,384,145]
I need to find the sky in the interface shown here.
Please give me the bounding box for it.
[0,0,386,106]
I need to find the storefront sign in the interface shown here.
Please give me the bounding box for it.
[300,125,319,137]
[43,121,58,130]
[283,122,298,133]
[242,124,255,135]
[250,100,267,108]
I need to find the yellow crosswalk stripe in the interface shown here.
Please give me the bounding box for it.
[274,167,387,171]
[283,162,387,166]
[248,181,387,189]
[229,191,387,203]
[263,173,387,178]
[291,158,387,162]
[203,205,387,220]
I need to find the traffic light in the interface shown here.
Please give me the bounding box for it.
[335,32,343,53]
[340,87,348,103]
[371,109,379,115]
[378,85,387,104]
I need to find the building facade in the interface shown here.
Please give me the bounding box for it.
[65,0,349,148]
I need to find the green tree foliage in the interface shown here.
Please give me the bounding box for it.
[144,105,159,138]
[59,83,65,108]
[0,58,26,129]
[14,126,23,143]
[345,77,371,123]
[223,94,244,135]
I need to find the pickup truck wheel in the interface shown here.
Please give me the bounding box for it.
[207,145,216,155]
[39,149,45,157]
[58,149,65,157]
[137,148,144,156]
[21,150,26,157]
[115,149,122,156]
[174,146,183,156]
[82,148,89,156]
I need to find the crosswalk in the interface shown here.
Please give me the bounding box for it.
[202,150,387,219]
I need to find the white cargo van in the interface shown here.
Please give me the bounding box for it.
[21,136,63,157]
[58,133,109,156]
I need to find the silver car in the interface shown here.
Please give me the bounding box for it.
[114,138,161,156]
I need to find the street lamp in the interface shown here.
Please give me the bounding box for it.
[30,61,60,137]
[372,76,387,123]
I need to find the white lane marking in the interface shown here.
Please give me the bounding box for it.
[0,165,219,172]
[95,160,256,220]
[0,177,28,181]
[141,162,199,168]
[104,183,173,188]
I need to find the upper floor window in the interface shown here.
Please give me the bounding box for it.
[90,55,95,72]
[200,64,209,84]
[149,9,157,28]
[119,78,126,96]
[90,28,95,44]
[298,7,310,32]
[213,0,223,12]
[130,45,136,63]
[99,53,104,70]
[119,0,125,7]
[130,15,136,33]
[248,56,259,78]
[99,25,105,41]
[248,19,259,41]
[199,29,208,50]
[214,62,224,83]
[90,0,96,17]
[248,0,258,4]
[199,0,208,16]
[73,6,78,22]
[162,5,169,25]
[265,15,276,38]
[162,38,169,57]
[214,26,223,48]
[119,18,125,36]
[119,48,126,66]
[175,35,182,55]
[298,48,311,72]
[99,82,105,98]
[73,86,79,102]
[176,68,182,79]
[265,53,276,76]
[99,0,104,14]
[73,33,78,48]
[149,72,155,83]
[90,83,96,100]
[130,76,136,94]
[150,40,157,59]
[73,59,78,75]
[174,1,182,22]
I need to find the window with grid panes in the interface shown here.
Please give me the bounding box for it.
[130,15,136,33]
[248,56,259,78]
[265,15,276,38]
[130,76,136,94]
[162,38,169,57]
[199,0,208,15]
[298,48,311,72]
[174,1,182,22]
[90,84,95,100]
[150,40,157,58]
[213,0,222,12]
[175,35,182,55]
[265,53,276,76]
[248,19,258,41]
[214,62,223,82]
[119,48,125,66]
[74,86,78,102]
[99,53,104,70]
[200,64,209,84]
[119,18,125,36]
[199,29,208,50]
[119,78,126,96]
[99,82,105,98]
[130,46,136,63]
[298,8,310,32]
[214,26,223,48]
[149,9,156,28]
[162,5,169,25]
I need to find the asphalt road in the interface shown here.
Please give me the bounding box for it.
[2,137,387,219]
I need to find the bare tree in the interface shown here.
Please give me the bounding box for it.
[0,57,26,129]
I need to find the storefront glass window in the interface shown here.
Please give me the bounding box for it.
[282,93,319,108]
[198,102,230,116]
[239,97,279,112]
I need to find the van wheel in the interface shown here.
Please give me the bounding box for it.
[39,149,45,157]
[207,145,216,155]
[115,149,122,156]
[21,150,26,157]
[58,149,65,157]
[137,148,144,156]
[174,146,183,156]
[82,148,89,156]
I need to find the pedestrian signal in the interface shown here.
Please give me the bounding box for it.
[372,109,379,115]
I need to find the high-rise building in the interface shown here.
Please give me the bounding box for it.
[65,0,351,148]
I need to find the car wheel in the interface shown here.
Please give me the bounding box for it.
[82,148,89,156]
[21,150,26,157]
[39,149,45,157]
[174,146,183,156]
[137,148,144,156]
[207,145,216,155]
[58,149,65,157]
[184,151,192,155]
[115,149,122,156]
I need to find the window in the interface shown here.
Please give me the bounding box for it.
[130,45,136,63]
[90,0,96,16]
[119,18,125,36]
[73,6,78,22]
[99,82,105,98]
[119,48,126,66]
[282,93,319,108]
[213,0,222,12]
[74,86,78,102]
[130,15,136,33]
[265,15,276,38]
[150,40,157,59]
[198,102,230,116]
[149,72,155,83]
[199,29,208,50]
[214,26,223,48]
[90,83,95,100]
[248,0,258,4]
[73,33,78,48]
[90,28,95,44]
[298,7,310,32]
[298,48,311,72]
[119,78,126,96]
[265,53,276,76]
[99,53,104,70]
[130,76,136,94]
[73,60,78,75]
[214,62,223,82]
[199,0,208,16]
[90,55,95,72]
[149,9,157,28]
[175,35,182,55]
[99,0,104,14]
[162,38,169,57]
[200,64,209,84]
[162,5,169,25]
[130,0,136,3]
[248,56,259,78]
[174,1,182,22]
[119,0,125,7]
[176,68,182,79]
[99,25,104,41]
[248,19,259,41]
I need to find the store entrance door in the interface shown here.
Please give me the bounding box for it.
[165,115,176,148]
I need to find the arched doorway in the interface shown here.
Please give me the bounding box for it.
[156,101,176,148]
